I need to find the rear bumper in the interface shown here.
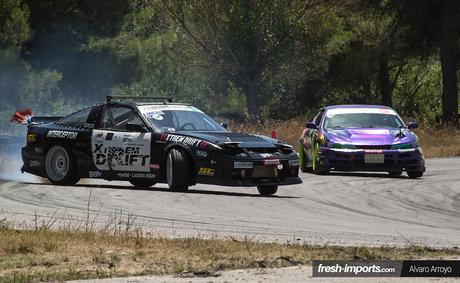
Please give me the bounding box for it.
[21,146,46,177]
[318,147,425,172]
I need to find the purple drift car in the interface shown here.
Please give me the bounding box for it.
[299,105,425,178]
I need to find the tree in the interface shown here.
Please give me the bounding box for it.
[159,0,329,116]
[390,0,460,120]
[439,0,459,120]
[0,0,30,50]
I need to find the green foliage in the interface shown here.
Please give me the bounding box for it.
[0,0,457,135]
[0,0,30,49]
[393,58,442,122]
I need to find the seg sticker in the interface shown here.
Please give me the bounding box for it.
[198,167,215,176]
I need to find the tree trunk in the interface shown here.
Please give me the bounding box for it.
[244,80,258,116]
[440,0,459,121]
[378,52,393,107]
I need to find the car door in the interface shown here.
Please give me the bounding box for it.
[306,109,324,161]
[91,105,152,174]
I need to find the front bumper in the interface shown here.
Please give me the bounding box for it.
[317,147,425,172]
[195,157,302,187]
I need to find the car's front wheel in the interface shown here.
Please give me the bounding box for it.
[45,145,80,185]
[312,143,329,175]
[257,185,278,196]
[129,179,157,188]
[166,149,189,192]
[407,170,424,179]
[388,170,403,177]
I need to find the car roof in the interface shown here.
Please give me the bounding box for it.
[108,101,190,107]
[323,104,394,110]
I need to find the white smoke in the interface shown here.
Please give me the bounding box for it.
[0,143,47,183]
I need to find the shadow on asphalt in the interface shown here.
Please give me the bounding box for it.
[26,182,300,198]
[325,171,411,179]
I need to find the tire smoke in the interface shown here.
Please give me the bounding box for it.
[0,136,47,183]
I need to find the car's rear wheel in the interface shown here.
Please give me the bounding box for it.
[388,170,403,177]
[407,170,424,179]
[257,185,278,196]
[45,145,79,185]
[129,179,157,188]
[166,149,189,192]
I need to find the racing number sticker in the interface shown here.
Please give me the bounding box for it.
[91,130,151,172]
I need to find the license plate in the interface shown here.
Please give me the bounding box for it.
[252,166,278,178]
[364,154,384,164]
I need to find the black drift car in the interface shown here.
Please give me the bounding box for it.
[22,96,301,195]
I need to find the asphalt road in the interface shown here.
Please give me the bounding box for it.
[0,158,459,247]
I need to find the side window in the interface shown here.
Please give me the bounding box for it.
[314,110,324,126]
[99,106,145,131]
[58,107,92,126]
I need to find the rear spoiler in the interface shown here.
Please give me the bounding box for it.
[30,116,63,124]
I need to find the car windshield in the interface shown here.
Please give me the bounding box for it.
[324,112,404,129]
[138,105,226,132]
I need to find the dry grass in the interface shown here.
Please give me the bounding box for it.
[0,226,459,282]
[232,118,460,158]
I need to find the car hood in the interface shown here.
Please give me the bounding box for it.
[175,131,286,148]
[325,128,417,146]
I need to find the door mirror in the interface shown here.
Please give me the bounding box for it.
[407,122,418,129]
[126,123,147,132]
[306,121,317,129]
[220,122,228,129]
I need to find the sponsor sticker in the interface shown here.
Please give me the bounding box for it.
[234,161,253,169]
[95,132,105,141]
[364,149,384,154]
[149,164,160,169]
[122,134,133,144]
[89,171,102,178]
[143,110,165,120]
[29,160,41,167]
[196,150,208,157]
[198,167,215,176]
[47,130,78,140]
[161,134,209,149]
[27,134,38,142]
[326,108,397,118]
[92,130,151,172]
[263,159,281,166]
[138,104,203,114]
[116,172,156,178]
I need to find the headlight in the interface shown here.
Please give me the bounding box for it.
[391,142,417,149]
[289,159,300,167]
[332,143,356,149]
